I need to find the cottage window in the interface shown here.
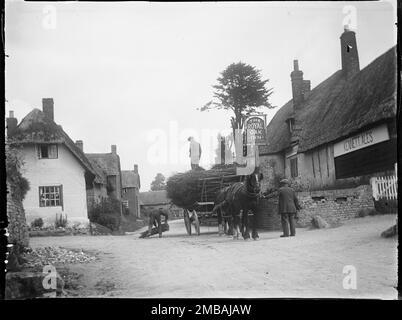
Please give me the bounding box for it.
[39,185,63,207]
[37,144,58,159]
[290,156,298,178]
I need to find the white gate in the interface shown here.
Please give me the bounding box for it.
[371,175,398,201]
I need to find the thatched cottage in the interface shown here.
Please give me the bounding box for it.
[121,165,141,218]
[6,99,103,225]
[259,28,397,191]
[85,145,124,213]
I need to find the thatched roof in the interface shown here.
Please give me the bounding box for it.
[265,46,396,154]
[139,190,170,206]
[121,170,140,188]
[10,109,99,182]
[85,153,121,177]
[265,100,293,154]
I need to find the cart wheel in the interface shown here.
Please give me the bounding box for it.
[184,209,192,235]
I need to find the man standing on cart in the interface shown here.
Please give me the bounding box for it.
[188,136,202,170]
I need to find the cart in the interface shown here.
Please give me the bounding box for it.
[183,173,244,235]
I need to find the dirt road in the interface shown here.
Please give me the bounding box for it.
[30,215,398,299]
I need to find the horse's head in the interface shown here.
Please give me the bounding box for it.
[245,171,263,195]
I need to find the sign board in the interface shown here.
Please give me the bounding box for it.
[333,124,389,157]
[244,116,267,145]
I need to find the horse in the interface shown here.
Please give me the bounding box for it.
[213,186,232,236]
[216,170,263,240]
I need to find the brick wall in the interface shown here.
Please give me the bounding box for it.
[296,185,374,227]
[256,184,374,229]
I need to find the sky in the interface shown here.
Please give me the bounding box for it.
[5,1,397,191]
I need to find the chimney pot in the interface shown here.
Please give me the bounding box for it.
[42,98,54,121]
[134,164,138,173]
[75,140,83,152]
[111,145,117,154]
[6,111,18,138]
[293,60,299,71]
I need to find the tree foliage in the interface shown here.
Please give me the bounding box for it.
[199,62,274,131]
[150,173,167,191]
[6,143,30,201]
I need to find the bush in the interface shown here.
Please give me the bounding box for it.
[89,197,121,231]
[31,218,44,228]
[6,143,30,201]
[55,213,68,228]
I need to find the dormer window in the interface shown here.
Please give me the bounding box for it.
[37,144,58,159]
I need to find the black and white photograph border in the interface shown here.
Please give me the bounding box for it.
[3,1,399,301]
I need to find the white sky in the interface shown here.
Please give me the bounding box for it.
[5,1,397,191]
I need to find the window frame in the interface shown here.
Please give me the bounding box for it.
[37,144,58,159]
[290,156,299,178]
[39,185,63,208]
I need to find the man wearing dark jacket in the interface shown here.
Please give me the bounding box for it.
[148,208,169,238]
[278,179,301,237]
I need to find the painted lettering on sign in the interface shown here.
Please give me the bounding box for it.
[245,116,266,145]
[334,124,389,157]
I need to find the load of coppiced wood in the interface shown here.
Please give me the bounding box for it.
[166,165,241,209]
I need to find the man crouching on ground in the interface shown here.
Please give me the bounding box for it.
[278,179,301,237]
[148,208,169,238]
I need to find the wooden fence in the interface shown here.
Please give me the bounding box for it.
[371,176,398,201]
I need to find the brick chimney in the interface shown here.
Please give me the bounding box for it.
[6,110,18,137]
[111,145,117,154]
[134,164,138,173]
[42,98,54,121]
[75,140,83,152]
[291,60,305,107]
[340,26,360,79]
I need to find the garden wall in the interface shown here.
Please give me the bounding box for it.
[257,184,374,229]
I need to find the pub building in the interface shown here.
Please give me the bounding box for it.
[259,27,397,193]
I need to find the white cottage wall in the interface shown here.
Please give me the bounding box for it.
[21,144,89,226]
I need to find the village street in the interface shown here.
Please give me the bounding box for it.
[29,214,398,299]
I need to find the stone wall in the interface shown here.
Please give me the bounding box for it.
[7,187,29,249]
[296,185,374,227]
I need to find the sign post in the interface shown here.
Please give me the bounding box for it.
[243,114,267,169]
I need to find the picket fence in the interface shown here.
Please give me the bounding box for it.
[371,175,398,201]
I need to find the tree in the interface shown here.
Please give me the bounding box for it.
[150,173,167,191]
[199,62,274,132]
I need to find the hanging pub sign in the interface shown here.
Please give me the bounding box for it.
[244,115,267,146]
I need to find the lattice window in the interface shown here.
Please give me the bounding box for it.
[39,185,63,207]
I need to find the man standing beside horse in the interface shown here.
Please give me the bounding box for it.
[278,179,301,237]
